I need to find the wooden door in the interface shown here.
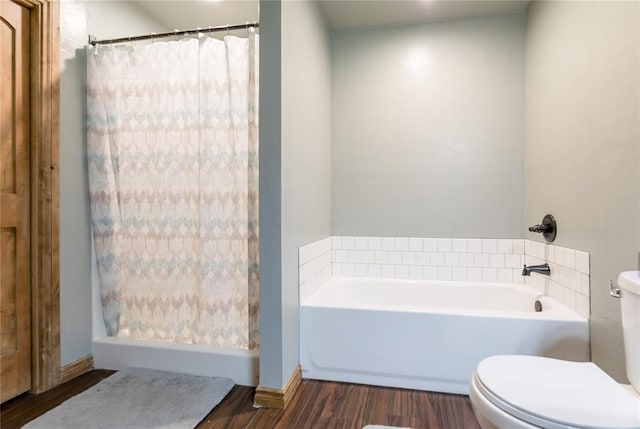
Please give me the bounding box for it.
[1,0,31,402]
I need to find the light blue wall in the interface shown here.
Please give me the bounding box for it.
[281,0,333,386]
[257,0,284,388]
[331,13,526,239]
[258,0,333,389]
[525,0,639,381]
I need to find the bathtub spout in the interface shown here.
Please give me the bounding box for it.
[522,263,551,276]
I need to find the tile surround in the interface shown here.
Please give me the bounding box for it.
[299,236,590,318]
[298,237,332,303]
[332,237,526,284]
[523,240,590,318]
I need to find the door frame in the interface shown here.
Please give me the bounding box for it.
[12,0,60,394]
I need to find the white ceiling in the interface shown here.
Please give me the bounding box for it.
[319,1,530,30]
[132,1,529,32]
[132,1,259,31]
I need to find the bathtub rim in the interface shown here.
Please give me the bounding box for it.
[302,276,587,322]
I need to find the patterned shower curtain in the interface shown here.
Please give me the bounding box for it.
[87,34,259,349]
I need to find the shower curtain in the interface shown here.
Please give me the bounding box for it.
[87,34,259,349]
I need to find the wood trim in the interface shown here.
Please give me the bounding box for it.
[60,355,94,384]
[19,0,60,394]
[253,365,302,409]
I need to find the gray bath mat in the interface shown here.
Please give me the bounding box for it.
[363,426,413,429]
[23,367,234,429]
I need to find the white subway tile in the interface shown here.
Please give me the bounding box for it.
[525,254,543,266]
[396,265,409,279]
[445,252,460,267]
[342,236,355,249]
[409,238,423,252]
[576,251,590,274]
[375,251,389,264]
[497,239,513,254]
[348,250,362,264]
[452,267,467,281]
[343,263,355,276]
[564,249,576,269]
[513,239,525,254]
[402,251,416,265]
[319,266,331,285]
[416,252,429,266]
[355,263,368,277]
[381,265,395,278]
[368,237,382,250]
[423,266,438,280]
[467,239,482,253]
[321,237,332,252]
[409,265,423,280]
[368,264,382,278]
[396,238,409,251]
[537,275,549,292]
[497,268,513,283]
[490,254,505,268]
[460,253,474,267]
[437,266,452,281]
[512,270,524,283]
[336,249,349,263]
[505,254,522,269]
[534,241,545,259]
[389,251,402,265]
[580,274,590,296]
[569,271,581,292]
[332,236,342,250]
[564,288,577,311]
[555,247,565,266]
[355,237,368,250]
[423,238,438,252]
[333,263,342,276]
[523,274,533,289]
[437,238,452,252]
[482,239,498,254]
[430,252,445,266]
[299,282,308,303]
[524,239,532,256]
[482,268,498,282]
[321,251,331,267]
[474,253,490,268]
[547,246,556,264]
[299,263,312,284]
[549,282,563,304]
[381,237,395,251]
[362,250,375,264]
[299,245,313,265]
[452,239,467,253]
[467,267,482,282]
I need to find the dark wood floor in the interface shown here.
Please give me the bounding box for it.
[1,370,480,429]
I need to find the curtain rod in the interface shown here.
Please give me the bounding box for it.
[88,22,259,46]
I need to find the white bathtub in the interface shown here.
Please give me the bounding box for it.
[300,277,589,394]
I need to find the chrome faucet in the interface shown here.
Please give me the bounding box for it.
[522,263,551,276]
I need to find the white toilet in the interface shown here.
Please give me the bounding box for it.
[469,271,640,429]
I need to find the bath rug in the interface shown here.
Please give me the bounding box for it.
[23,367,234,429]
[363,426,413,429]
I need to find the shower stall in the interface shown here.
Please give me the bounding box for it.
[87,25,259,385]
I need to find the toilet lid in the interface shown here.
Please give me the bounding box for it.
[476,355,640,429]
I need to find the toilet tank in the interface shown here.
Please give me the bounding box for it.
[618,271,640,394]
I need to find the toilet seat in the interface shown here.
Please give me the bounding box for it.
[475,355,640,429]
